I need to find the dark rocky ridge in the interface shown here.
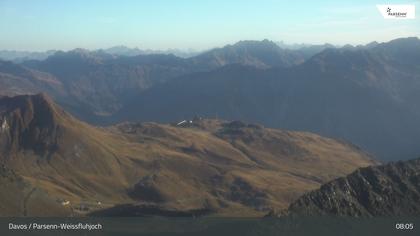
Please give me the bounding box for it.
[278,158,420,217]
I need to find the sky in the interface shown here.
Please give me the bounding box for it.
[0,0,419,51]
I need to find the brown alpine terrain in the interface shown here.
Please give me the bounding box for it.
[0,165,70,216]
[0,93,377,216]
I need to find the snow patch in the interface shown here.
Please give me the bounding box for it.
[0,118,9,132]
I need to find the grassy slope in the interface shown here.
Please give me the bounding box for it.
[0,165,70,216]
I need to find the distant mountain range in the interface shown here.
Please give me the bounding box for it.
[0,94,375,216]
[0,41,333,62]
[0,47,201,62]
[1,37,420,161]
[0,50,58,63]
[101,46,201,58]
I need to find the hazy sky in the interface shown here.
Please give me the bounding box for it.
[0,0,419,51]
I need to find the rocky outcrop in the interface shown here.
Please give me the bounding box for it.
[0,93,62,154]
[281,158,420,217]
